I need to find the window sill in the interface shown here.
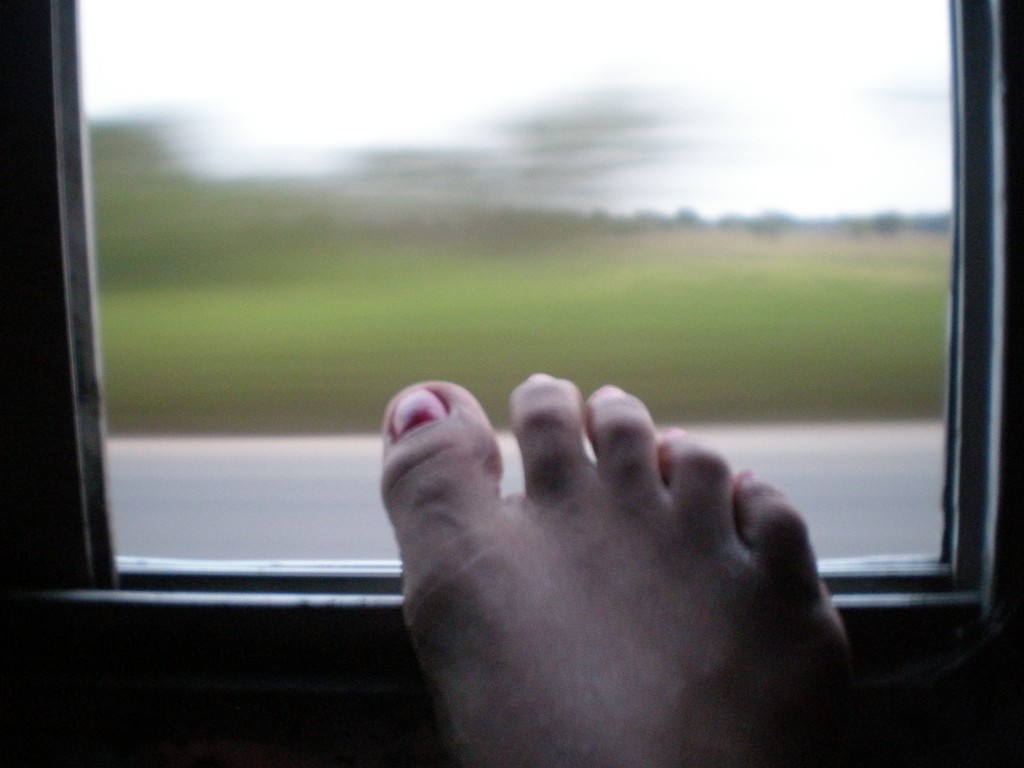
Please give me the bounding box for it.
[0,554,985,694]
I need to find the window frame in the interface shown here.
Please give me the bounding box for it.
[0,0,1018,690]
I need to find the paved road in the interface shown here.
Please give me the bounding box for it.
[107,422,945,562]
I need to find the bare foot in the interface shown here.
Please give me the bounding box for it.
[381,375,851,768]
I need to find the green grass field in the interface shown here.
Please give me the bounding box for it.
[98,224,949,433]
[93,123,950,433]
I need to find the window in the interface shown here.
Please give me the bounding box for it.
[82,0,951,569]
[0,0,1015,689]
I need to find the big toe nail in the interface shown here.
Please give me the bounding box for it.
[390,388,448,440]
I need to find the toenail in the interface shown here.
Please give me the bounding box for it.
[735,468,759,490]
[390,388,448,440]
[527,372,557,384]
[591,384,627,401]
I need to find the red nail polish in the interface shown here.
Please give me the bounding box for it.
[735,469,758,490]
[390,389,448,439]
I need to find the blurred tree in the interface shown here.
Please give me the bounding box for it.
[870,211,906,235]
[495,89,675,210]
[89,119,189,182]
[337,89,678,213]
[673,208,704,228]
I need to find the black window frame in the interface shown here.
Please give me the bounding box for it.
[1,0,1020,691]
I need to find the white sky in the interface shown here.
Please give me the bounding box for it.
[79,0,952,217]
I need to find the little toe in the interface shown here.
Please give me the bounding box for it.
[586,385,662,508]
[733,471,822,599]
[381,382,503,562]
[658,429,737,550]
[510,374,589,504]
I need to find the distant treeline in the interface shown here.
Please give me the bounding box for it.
[609,209,951,237]
[89,119,950,243]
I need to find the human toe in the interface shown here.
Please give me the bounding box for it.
[733,471,822,599]
[510,374,589,503]
[381,382,503,548]
[657,429,737,549]
[586,385,662,507]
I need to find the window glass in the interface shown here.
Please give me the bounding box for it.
[80,0,951,561]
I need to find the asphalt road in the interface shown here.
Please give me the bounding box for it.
[106,422,945,562]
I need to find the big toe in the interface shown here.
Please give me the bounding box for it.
[381,382,503,570]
